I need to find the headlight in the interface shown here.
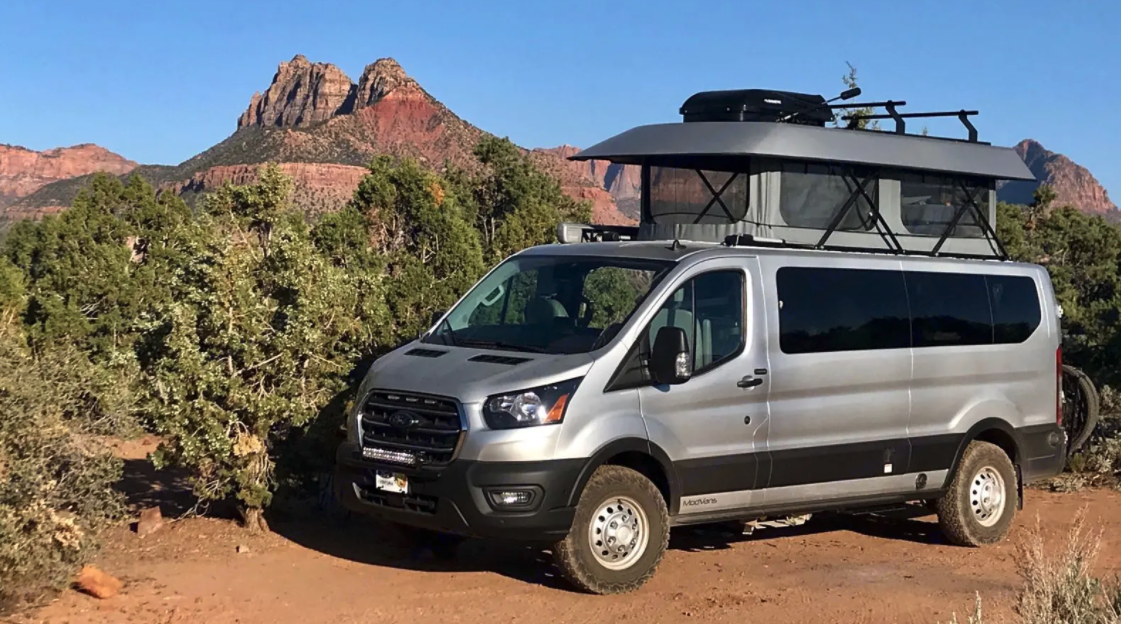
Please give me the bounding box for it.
[483,378,582,429]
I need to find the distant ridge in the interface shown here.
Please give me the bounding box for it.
[997,139,1116,213]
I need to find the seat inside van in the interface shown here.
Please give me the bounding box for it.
[648,288,711,369]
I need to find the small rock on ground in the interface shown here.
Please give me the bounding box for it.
[136,506,164,538]
[76,565,122,599]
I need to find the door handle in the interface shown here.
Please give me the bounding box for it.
[737,376,763,389]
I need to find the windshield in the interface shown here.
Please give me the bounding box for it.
[424,255,673,354]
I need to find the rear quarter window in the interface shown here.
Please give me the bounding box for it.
[987,275,1042,344]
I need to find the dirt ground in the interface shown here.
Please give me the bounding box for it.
[11,444,1121,624]
[16,494,1121,624]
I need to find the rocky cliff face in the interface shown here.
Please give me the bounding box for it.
[354,58,419,109]
[168,163,369,217]
[237,55,357,129]
[532,145,640,222]
[999,139,1117,213]
[227,56,629,223]
[0,143,136,208]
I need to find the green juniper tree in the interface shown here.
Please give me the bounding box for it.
[346,155,487,342]
[468,136,592,263]
[140,165,381,530]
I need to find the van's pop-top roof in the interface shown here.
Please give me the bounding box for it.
[565,87,1037,261]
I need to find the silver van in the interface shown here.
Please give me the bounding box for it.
[334,87,1067,594]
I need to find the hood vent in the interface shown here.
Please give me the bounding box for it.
[405,348,448,358]
[468,354,532,365]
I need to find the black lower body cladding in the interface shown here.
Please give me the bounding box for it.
[1018,423,1067,483]
[334,423,1068,541]
[333,442,582,540]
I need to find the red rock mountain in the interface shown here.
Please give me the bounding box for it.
[997,139,1116,213]
[0,143,136,211]
[9,55,633,225]
[226,55,631,223]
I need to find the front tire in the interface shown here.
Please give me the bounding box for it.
[552,465,669,595]
[936,440,1018,546]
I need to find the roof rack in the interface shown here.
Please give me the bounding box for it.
[840,100,983,143]
[721,234,1008,262]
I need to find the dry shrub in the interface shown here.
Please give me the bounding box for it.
[0,329,125,612]
[941,509,1120,624]
[1015,507,1120,624]
[942,592,985,624]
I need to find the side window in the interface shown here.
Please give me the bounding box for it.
[777,267,909,354]
[905,271,992,347]
[646,270,745,374]
[987,275,1041,344]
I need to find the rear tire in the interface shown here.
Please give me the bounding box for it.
[936,440,1018,547]
[552,465,669,595]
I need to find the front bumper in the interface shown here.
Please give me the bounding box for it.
[334,442,582,540]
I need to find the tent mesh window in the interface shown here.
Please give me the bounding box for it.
[649,167,749,225]
[900,173,988,238]
[779,162,878,232]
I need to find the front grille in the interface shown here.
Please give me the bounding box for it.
[360,391,463,466]
[357,486,438,515]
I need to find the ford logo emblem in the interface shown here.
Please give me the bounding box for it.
[388,410,420,429]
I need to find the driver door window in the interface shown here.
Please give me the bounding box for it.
[648,270,744,374]
[610,269,745,390]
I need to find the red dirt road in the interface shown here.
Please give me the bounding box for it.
[17,489,1121,624]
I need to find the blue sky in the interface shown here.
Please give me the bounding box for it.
[1,0,1119,196]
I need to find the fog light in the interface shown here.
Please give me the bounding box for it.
[487,489,535,508]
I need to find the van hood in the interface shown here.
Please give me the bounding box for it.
[359,341,596,405]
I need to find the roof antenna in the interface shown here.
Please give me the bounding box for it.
[669,239,685,251]
[778,87,861,123]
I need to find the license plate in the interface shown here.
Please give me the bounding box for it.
[375,470,408,494]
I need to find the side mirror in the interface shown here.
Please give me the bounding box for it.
[650,326,692,385]
[430,309,445,327]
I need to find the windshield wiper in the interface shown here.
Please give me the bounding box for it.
[456,338,548,354]
[494,341,548,354]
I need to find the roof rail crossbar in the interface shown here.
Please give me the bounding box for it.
[844,109,981,142]
[723,235,1009,262]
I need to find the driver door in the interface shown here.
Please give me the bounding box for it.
[637,257,769,517]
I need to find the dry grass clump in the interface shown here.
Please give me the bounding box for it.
[940,507,1119,624]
